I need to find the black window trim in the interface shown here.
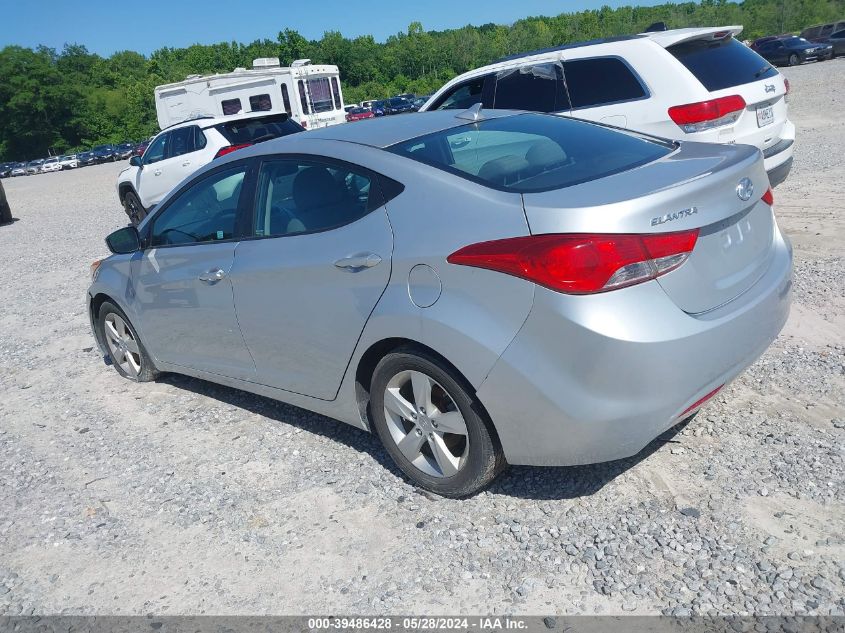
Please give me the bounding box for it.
[141,158,258,251]
[429,74,494,111]
[142,131,170,165]
[240,153,404,243]
[562,54,651,112]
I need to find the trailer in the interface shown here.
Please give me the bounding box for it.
[154,58,346,130]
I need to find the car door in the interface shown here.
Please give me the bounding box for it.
[135,131,172,207]
[230,156,395,400]
[132,161,257,380]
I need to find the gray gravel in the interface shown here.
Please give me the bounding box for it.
[0,59,843,616]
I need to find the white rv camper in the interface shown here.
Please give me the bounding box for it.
[154,58,346,130]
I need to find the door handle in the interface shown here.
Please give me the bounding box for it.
[334,253,382,270]
[182,161,191,167]
[154,169,162,176]
[198,268,227,283]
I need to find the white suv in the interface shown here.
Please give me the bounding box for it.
[117,111,304,224]
[420,26,794,187]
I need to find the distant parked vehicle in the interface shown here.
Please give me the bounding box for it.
[346,107,375,122]
[804,27,845,57]
[132,140,150,157]
[116,111,304,224]
[59,154,79,169]
[800,20,845,43]
[384,97,415,115]
[393,92,416,101]
[749,34,791,51]
[0,163,11,178]
[421,25,796,187]
[92,145,118,163]
[344,104,360,113]
[412,96,431,111]
[26,159,45,175]
[0,180,11,224]
[78,151,97,167]
[116,142,135,159]
[361,100,377,109]
[755,36,833,65]
[370,100,387,116]
[41,157,62,173]
[10,162,27,177]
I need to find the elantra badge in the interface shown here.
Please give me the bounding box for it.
[651,207,698,227]
[736,177,754,201]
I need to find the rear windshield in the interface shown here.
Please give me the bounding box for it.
[389,113,673,193]
[213,114,303,144]
[668,37,778,91]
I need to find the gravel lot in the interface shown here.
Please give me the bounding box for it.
[0,59,843,618]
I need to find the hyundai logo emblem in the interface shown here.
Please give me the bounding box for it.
[765,84,775,94]
[736,177,754,201]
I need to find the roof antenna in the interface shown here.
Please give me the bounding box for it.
[455,102,484,121]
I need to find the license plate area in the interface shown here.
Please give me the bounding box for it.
[756,104,774,128]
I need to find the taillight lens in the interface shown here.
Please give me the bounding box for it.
[784,78,790,95]
[214,143,251,159]
[447,230,699,295]
[761,187,774,205]
[668,95,746,133]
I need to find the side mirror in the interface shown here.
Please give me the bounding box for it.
[105,226,141,254]
[129,155,142,167]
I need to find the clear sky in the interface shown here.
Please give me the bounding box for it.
[2,0,677,57]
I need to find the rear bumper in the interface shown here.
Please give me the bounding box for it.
[476,226,792,467]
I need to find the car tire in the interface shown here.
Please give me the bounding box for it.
[369,347,506,497]
[0,198,12,224]
[97,301,159,382]
[123,190,147,225]
[788,53,800,66]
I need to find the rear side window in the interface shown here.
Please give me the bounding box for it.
[298,81,309,113]
[281,84,292,114]
[668,37,778,91]
[249,94,272,111]
[432,77,489,110]
[493,63,570,112]
[389,113,672,193]
[213,114,303,144]
[221,98,242,115]
[330,77,342,110]
[564,57,646,109]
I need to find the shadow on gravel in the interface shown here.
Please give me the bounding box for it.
[158,373,689,501]
[0,217,20,226]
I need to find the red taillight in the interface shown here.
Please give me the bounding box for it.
[214,143,251,159]
[668,95,746,133]
[784,78,790,95]
[761,187,774,205]
[300,120,308,128]
[679,385,724,417]
[447,230,699,295]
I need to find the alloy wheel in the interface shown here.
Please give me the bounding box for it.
[382,370,469,477]
[103,313,142,378]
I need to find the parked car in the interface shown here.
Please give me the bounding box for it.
[361,100,377,109]
[10,162,27,177]
[384,97,416,115]
[89,109,791,497]
[800,20,845,43]
[0,179,11,224]
[116,111,304,224]
[346,107,375,122]
[26,159,45,175]
[0,163,11,178]
[59,154,79,169]
[421,26,795,188]
[132,140,150,157]
[41,157,61,173]
[116,142,136,159]
[755,35,833,65]
[804,27,845,57]
[370,100,387,116]
[344,104,360,113]
[412,96,431,111]
[78,151,96,167]
[92,144,118,163]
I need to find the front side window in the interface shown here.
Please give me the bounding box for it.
[306,77,334,113]
[831,30,845,39]
[330,77,342,110]
[298,80,309,114]
[249,93,272,111]
[150,167,247,246]
[221,98,242,115]
[433,77,487,110]
[143,133,168,165]
[281,84,292,113]
[494,63,570,112]
[389,113,672,193]
[254,159,373,238]
[564,57,646,109]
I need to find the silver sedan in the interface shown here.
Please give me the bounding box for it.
[88,108,792,497]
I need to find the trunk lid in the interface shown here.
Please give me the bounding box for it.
[521,141,775,313]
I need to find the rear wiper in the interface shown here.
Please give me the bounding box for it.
[754,64,773,77]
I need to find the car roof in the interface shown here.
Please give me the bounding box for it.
[294,109,517,148]
[162,110,291,132]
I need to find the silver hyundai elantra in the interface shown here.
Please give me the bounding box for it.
[88,108,792,497]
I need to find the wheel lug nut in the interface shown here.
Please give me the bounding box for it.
[432,422,438,428]
[415,429,422,436]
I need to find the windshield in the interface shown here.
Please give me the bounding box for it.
[389,113,673,193]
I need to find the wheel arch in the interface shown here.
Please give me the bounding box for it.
[117,182,136,204]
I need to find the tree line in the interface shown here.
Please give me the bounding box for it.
[1,0,842,161]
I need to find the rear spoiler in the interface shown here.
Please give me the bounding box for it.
[643,26,743,48]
